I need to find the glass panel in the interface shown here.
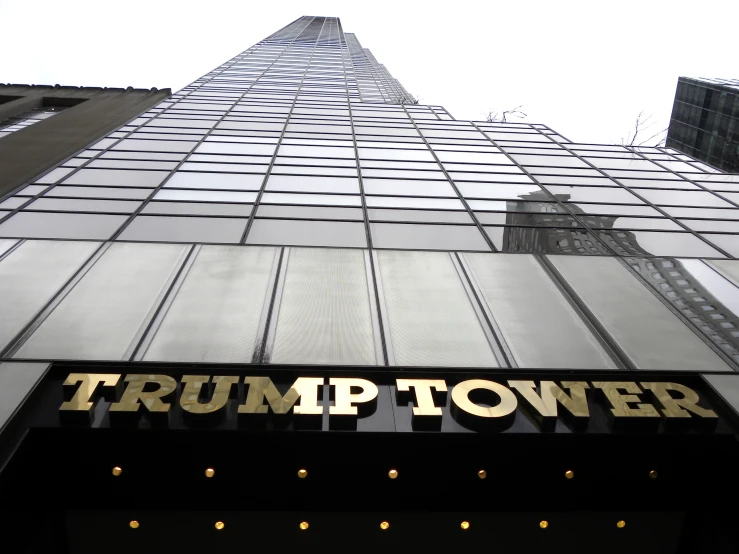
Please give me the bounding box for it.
[261,193,361,207]
[565,203,662,217]
[165,172,264,191]
[464,253,616,369]
[61,169,168,188]
[118,216,248,244]
[367,209,473,224]
[0,240,99,351]
[142,202,253,217]
[256,205,363,220]
[708,260,739,287]
[363,179,456,197]
[638,189,733,208]
[0,239,18,257]
[14,243,187,361]
[628,258,739,364]
[45,186,153,200]
[143,246,277,363]
[701,235,739,257]
[247,219,367,248]
[457,183,543,199]
[271,248,377,365]
[596,230,725,257]
[365,196,463,210]
[486,227,609,254]
[544,186,641,204]
[547,255,731,371]
[26,198,142,213]
[266,175,360,193]
[371,222,489,251]
[376,250,499,367]
[0,212,127,240]
[0,197,27,210]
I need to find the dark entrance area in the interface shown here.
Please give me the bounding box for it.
[2,428,739,554]
[2,365,739,553]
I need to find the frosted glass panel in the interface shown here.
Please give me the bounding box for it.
[143,246,278,363]
[548,255,730,371]
[464,253,617,369]
[0,240,98,351]
[376,250,499,367]
[15,243,187,360]
[271,248,376,365]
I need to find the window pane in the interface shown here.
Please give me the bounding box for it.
[368,208,473,224]
[165,172,263,191]
[363,179,456,197]
[45,186,153,200]
[118,215,248,244]
[61,169,168,188]
[547,255,731,371]
[247,219,367,247]
[376,250,499,367]
[143,246,277,363]
[596,230,725,257]
[14,243,187,360]
[256,205,363,220]
[0,240,98,351]
[0,212,127,240]
[26,198,142,213]
[463,253,617,369]
[629,258,739,364]
[271,248,377,365]
[371,223,489,251]
[266,175,360,193]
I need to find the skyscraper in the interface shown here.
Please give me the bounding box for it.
[666,77,739,173]
[2,16,739,553]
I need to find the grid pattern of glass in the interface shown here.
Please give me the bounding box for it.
[667,77,739,173]
[1,16,739,372]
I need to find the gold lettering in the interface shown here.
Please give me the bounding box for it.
[396,379,447,417]
[60,373,121,411]
[451,379,517,419]
[641,382,717,419]
[109,375,177,413]
[180,375,239,414]
[592,382,659,418]
[239,377,323,415]
[329,378,378,416]
[507,380,590,419]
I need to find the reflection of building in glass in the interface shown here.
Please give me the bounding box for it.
[666,77,739,172]
[628,257,739,363]
[503,191,649,255]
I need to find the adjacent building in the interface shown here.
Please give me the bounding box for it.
[666,77,739,173]
[2,16,739,554]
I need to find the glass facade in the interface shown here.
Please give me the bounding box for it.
[667,77,739,173]
[1,16,739,372]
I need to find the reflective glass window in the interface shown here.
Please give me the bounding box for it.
[548,255,731,371]
[15,243,187,361]
[464,253,617,368]
[0,240,98,352]
[376,250,499,367]
[143,246,277,363]
[271,248,377,365]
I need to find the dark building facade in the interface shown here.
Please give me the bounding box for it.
[666,77,739,173]
[2,16,739,553]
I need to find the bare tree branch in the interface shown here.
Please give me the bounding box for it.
[486,105,527,124]
[621,111,668,147]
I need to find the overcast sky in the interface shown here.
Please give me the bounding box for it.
[1,0,736,145]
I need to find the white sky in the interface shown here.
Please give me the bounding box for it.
[1,0,736,145]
